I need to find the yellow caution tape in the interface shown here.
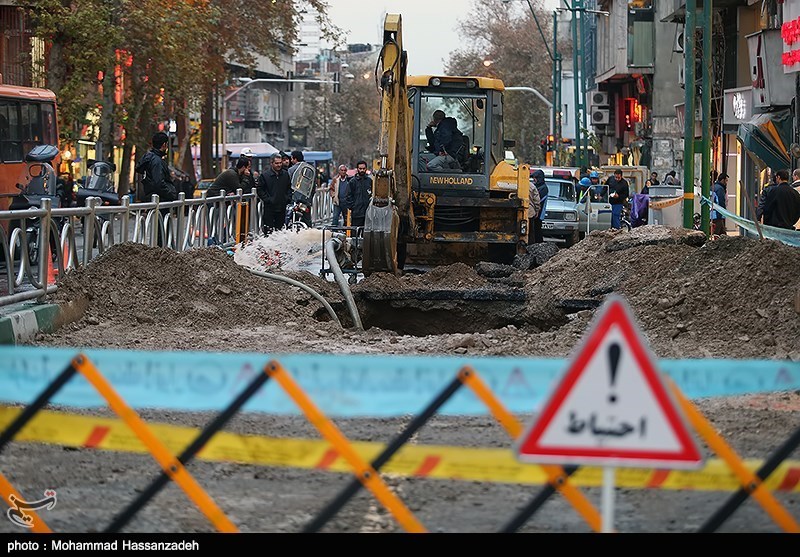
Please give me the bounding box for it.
[1,407,798,493]
[649,196,685,209]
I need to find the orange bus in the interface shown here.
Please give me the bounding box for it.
[0,84,59,214]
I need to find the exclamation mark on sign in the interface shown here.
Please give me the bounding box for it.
[608,342,621,404]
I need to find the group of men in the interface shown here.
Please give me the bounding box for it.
[327,161,373,228]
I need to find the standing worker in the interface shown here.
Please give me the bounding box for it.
[345,160,373,228]
[530,169,548,243]
[710,173,728,236]
[257,153,292,234]
[135,132,176,246]
[329,164,350,226]
[605,169,629,229]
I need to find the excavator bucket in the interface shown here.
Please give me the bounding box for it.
[362,200,399,275]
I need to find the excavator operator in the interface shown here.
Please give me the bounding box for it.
[425,109,466,172]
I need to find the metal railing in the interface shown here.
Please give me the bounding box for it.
[0,188,262,306]
[0,186,340,307]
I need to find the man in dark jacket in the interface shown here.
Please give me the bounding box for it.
[761,169,800,230]
[710,173,728,236]
[135,132,176,202]
[345,160,373,228]
[208,157,251,198]
[257,153,291,234]
[605,169,629,229]
[531,169,548,243]
[425,110,465,171]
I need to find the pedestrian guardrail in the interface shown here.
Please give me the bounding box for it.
[0,189,262,307]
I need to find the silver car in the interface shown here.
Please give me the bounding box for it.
[537,178,580,247]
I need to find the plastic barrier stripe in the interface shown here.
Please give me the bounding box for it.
[778,467,800,492]
[668,380,800,533]
[71,355,238,534]
[315,449,339,470]
[646,470,671,489]
[265,360,426,534]
[414,456,441,477]
[460,366,603,533]
[83,426,110,448]
[2,406,800,493]
[0,472,51,533]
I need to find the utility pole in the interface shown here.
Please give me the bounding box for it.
[682,0,696,229]
[553,10,562,162]
[700,0,713,235]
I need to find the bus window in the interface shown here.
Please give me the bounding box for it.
[0,102,22,162]
[42,103,56,146]
[21,103,43,155]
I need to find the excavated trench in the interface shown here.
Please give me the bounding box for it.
[354,288,529,336]
[349,287,593,336]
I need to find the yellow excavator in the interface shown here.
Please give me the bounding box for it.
[362,13,531,275]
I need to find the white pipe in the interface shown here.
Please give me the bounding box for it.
[245,268,341,328]
[325,238,363,331]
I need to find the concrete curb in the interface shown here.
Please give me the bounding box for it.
[0,304,62,345]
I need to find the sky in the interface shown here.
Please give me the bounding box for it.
[325,0,561,76]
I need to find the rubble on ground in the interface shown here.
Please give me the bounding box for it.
[38,225,800,361]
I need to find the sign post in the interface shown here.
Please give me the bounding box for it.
[514,295,703,532]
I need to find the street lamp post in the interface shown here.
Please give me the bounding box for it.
[221,77,342,169]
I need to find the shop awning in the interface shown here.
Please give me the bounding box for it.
[737,109,792,170]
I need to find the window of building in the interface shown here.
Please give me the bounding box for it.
[627,0,655,67]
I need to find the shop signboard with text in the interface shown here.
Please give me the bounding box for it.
[782,0,800,73]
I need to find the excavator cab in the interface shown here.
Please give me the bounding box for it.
[363,14,530,275]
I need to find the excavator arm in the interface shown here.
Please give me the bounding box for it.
[362,14,414,275]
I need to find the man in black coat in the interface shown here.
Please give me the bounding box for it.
[761,169,800,230]
[605,169,630,229]
[344,160,373,228]
[257,153,291,234]
[135,132,176,203]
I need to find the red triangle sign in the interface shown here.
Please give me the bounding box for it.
[515,295,703,469]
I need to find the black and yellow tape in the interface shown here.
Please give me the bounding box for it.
[2,406,798,493]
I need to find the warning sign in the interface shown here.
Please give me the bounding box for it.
[515,295,703,469]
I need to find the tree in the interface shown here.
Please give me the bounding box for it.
[25,0,335,189]
[445,0,556,166]
[331,61,382,166]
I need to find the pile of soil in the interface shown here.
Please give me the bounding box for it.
[35,227,800,361]
[354,262,489,295]
[523,227,800,359]
[51,243,344,335]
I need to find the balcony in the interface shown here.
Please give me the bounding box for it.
[595,0,655,83]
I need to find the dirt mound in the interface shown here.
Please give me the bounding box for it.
[525,226,800,358]
[355,262,488,295]
[52,243,340,329]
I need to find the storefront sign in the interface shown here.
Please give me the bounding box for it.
[723,87,753,129]
[782,0,800,73]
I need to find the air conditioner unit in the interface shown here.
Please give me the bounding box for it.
[590,91,609,107]
[674,30,684,54]
[591,108,610,125]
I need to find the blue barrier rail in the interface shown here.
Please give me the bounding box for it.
[1,347,798,417]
